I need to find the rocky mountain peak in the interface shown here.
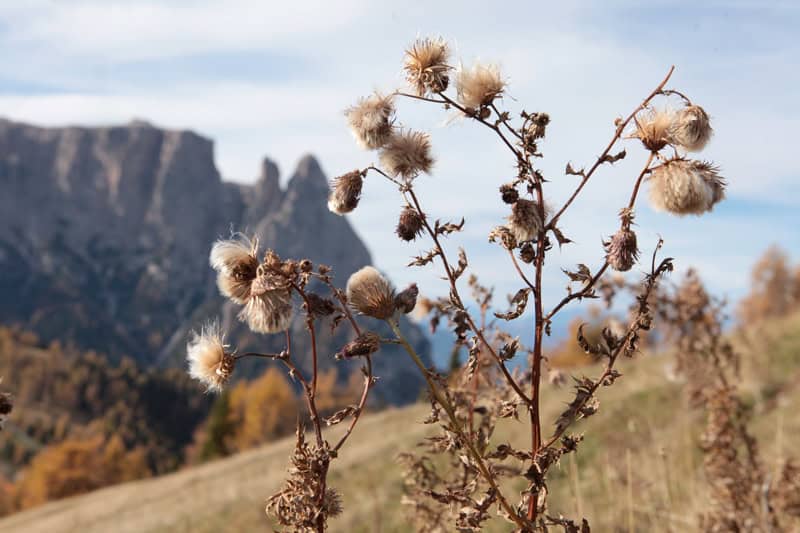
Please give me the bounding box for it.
[0,118,430,405]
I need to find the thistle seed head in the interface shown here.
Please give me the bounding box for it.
[403,37,451,96]
[396,207,425,241]
[648,159,726,215]
[239,271,293,334]
[327,169,365,215]
[394,283,419,314]
[186,321,235,392]
[499,183,519,204]
[335,332,382,360]
[634,108,675,152]
[604,228,640,272]
[507,199,549,243]
[379,130,434,182]
[345,93,395,150]
[346,266,396,320]
[669,104,713,152]
[209,235,259,305]
[456,62,505,112]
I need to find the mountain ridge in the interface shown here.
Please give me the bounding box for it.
[0,117,429,404]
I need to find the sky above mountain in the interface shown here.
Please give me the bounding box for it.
[0,0,797,312]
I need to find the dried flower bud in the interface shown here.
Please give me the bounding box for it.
[507,199,549,243]
[239,268,293,334]
[499,184,519,204]
[456,62,505,112]
[648,159,726,215]
[394,283,419,314]
[305,293,335,317]
[604,228,640,272]
[379,130,434,181]
[336,332,381,359]
[519,242,535,264]
[403,37,451,96]
[396,207,425,241]
[669,104,712,152]
[346,266,396,320]
[526,112,550,141]
[328,169,365,215]
[488,225,517,250]
[186,322,235,392]
[345,93,395,150]
[634,109,675,152]
[209,235,259,305]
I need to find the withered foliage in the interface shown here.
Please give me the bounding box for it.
[658,272,800,532]
[266,426,342,531]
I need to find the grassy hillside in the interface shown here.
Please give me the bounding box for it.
[1,313,798,532]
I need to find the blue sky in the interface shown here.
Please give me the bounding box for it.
[0,0,797,321]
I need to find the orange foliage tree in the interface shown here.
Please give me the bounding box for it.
[14,435,150,509]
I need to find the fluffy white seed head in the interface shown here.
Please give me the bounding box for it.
[669,105,713,152]
[403,37,451,96]
[456,62,505,111]
[378,130,434,181]
[209,235,259,305]
[345,93,395,150]
[239,272,293,334]
[187,321,235,392]
[634,108,675,152]
[346,266,396,320]
[648,159,726,215]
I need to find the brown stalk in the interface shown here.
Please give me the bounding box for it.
[405,186,533,406]
[389,320,532,530]
[547,66,675,229]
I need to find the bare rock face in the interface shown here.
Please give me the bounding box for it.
[0,118,429,405]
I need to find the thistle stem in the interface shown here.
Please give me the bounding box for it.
[388,319,531,531]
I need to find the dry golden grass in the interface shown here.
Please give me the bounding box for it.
[1,313,798,532]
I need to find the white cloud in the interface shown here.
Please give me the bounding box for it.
[0,0,797,309]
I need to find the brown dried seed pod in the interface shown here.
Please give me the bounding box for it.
[604,228,640,272]
[328,169,364,215]
[394,283,419,314]
[499,184,519,204]
[396,207,425,241]
[335,332,382,359]
[519,242,536,264]
[403,37,451,96]
[305,293,335,317]
[346,266,396,320]
[507,199,549,243]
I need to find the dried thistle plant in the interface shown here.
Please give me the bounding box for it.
[186,35,738,532]
[657,272,800,532]
[327,36,729,531]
